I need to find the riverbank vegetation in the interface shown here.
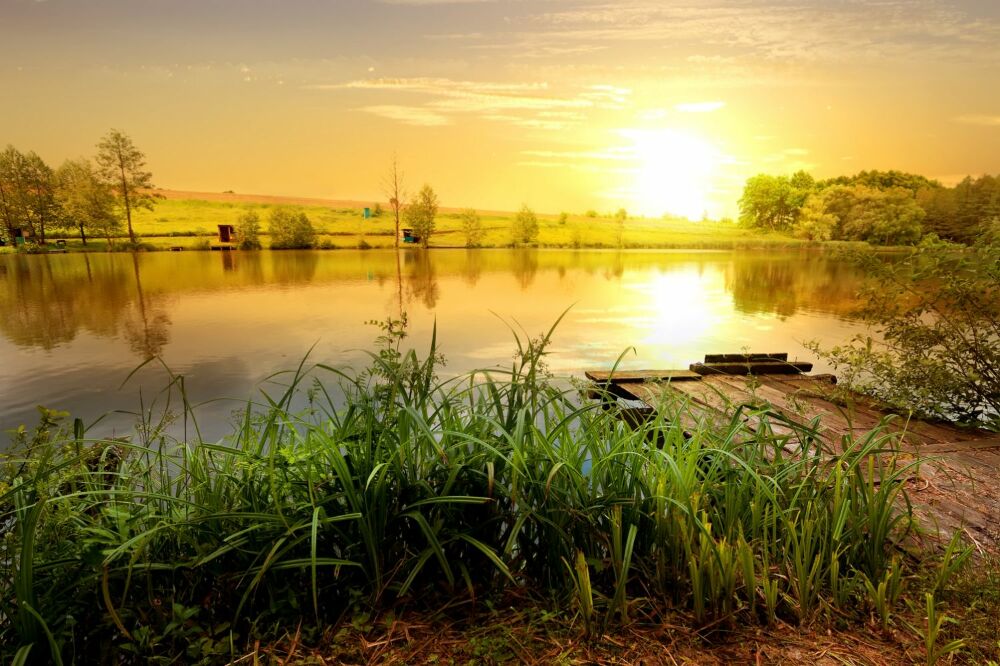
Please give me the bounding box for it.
[810,236,1000,431]
[738,169,999,245]
[4,132,995,253]
[1,320,996,664]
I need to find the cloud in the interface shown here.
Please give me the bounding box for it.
[315,76,630,129]
[361,105,451,126]
[954,114,1000,126]
[509,0,1000,67]
[674,101,725,113]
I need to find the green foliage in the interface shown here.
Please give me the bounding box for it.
[372,202,383,217]
[404,184,439,249]
[817,169,939,195]
[810,240,1000,428]
[923,593,965,665]
[234,209,262,250]
[56,158,121,247]
[840,186,925,245]
[268,207,316,249]
[0,145,61,245]
[95,129,156,245]
[512,204,539,245]
[793,193,837,241]
[738,171,813,231]
[459,208,483,248]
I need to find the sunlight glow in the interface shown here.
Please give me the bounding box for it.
[620,128,723,220]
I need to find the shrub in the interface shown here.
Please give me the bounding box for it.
[269,207,315,249]
[512,204,539,245]
[235,209,262,250]
[459,208,483,247]
[809,239,1000,429]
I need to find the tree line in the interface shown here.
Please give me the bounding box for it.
[738,169,999,245]
[0,130,154,248]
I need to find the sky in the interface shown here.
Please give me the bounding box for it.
[1,0,999,219]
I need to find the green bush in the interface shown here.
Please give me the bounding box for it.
[810,239,999,429]
[268,207,315,249]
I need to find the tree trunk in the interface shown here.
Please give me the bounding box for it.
[120,163,135,245]
[79,222,88,246]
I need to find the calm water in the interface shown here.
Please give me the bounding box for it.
[0,249,869,443]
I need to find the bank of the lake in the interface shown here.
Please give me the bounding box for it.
[18,191,809,252]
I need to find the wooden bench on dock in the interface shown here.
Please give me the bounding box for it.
[585,353,1000,554]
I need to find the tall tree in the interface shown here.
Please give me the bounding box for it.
[56,158,120,247]
[96,129,155,245]
[0,146,24,243]
[383,156,405,249]
[0,146,60,244]
[404,184,439,249]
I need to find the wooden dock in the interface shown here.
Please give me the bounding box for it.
[586,354,1000,554]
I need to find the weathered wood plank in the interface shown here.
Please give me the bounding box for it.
[584,369,702,383]
[583,365,1000,553]
[704,352,789,363]
[690,361,813,376]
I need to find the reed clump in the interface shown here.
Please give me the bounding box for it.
[0,319,958,663]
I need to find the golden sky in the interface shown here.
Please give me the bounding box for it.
[2,0,999,218]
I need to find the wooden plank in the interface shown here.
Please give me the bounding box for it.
[690,361,813,376]
[585,369,702,384]
[912,436,1000,455]
[704,353,788,363]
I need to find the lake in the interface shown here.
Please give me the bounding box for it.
[0,248,870,443]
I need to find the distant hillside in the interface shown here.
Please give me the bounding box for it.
[150,189,504,216]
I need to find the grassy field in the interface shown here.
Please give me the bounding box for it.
[93,190,808,250]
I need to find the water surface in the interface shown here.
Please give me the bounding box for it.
[0,249,869,442]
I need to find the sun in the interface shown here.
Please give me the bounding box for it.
[620,128,722,220]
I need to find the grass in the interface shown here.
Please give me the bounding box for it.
[0,318,995,664]
[99,193,806,250]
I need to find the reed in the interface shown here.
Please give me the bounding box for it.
[0,321,953,662]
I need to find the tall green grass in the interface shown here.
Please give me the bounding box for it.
[0,320,938,662]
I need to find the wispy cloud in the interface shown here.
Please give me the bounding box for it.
[954,114,1000,126]
[674,101,725,113]
[313,76,631,129]
[361,105,450,126]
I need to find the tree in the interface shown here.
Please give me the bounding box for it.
[268,207,315,249]
[809,240,1000,430]
[614,207,627,247]
[0,146,19,243]
[840,186,924,245]
[459,208,484,247]
[235,209,262,250]
[793,193,837,241]
[0,146,60,245]
[56,158,120,247]
[383,157,405,249]
[512,204,539,245]
[95,129,155,245]
[403,184,439,249]
[738,172,812,232]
